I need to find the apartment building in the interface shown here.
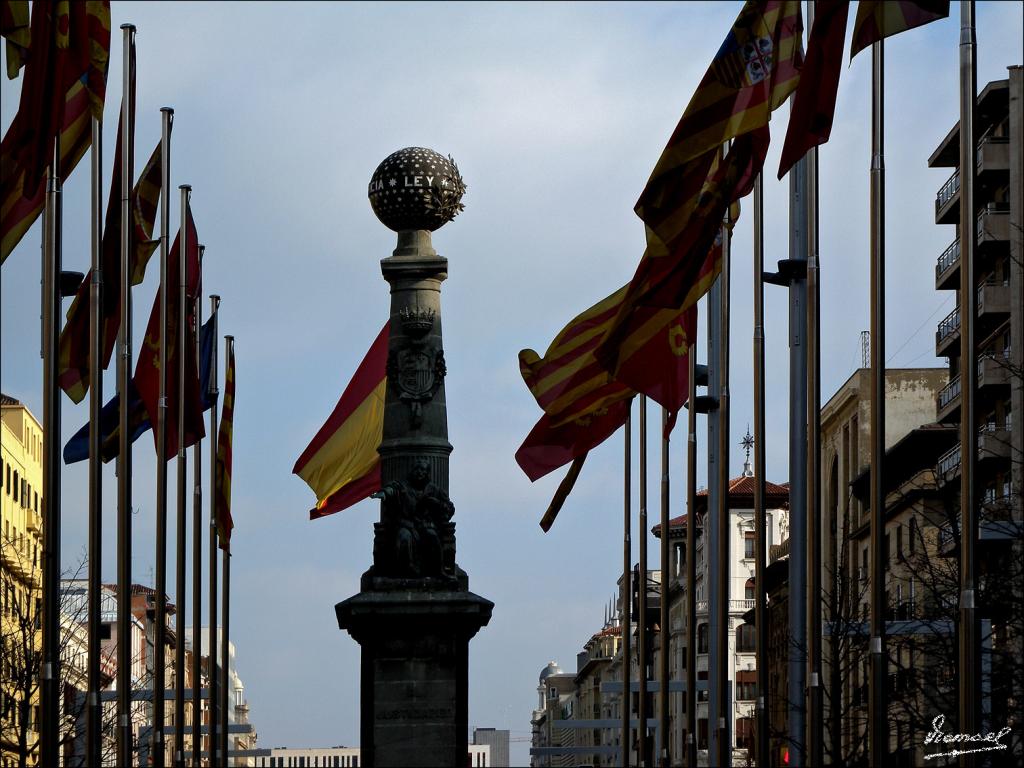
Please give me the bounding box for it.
[1,394,44,768]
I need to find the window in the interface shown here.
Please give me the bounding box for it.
[13,470,19,503]
[698,623,709,653]
[896,525,903,559]
[736,623,756,652]
[744,532,755,559]
[909,517,918,554]
[884,533,891,569]
[745,579,755,601]
[736,716,755,749]
[736,680,756,701]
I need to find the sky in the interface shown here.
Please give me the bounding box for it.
[1,2,1021,764]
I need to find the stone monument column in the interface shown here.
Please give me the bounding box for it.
[336,147,493,768]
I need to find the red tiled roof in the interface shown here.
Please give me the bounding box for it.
[591,624,622,639]
[653,476,789,536]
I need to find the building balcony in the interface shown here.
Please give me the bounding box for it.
[934,136,1010,225]
[937,498,1023,557]
[977,203,1010,252]
[935,306,960,357]
[934,205,1009,291]
[694,599,754,615]
[935,354,1010,424]
[978,422,1011,464]
[935,169,960,224]
[26,509,42,534]
[977,281,1011,324]
[934,240,961,290]
[978,351,1011,391]
[936,443,962,487]
[936,375,961,423]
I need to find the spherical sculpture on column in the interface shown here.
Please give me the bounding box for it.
[368,147,466,232]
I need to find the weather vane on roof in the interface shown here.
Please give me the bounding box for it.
[741,426,754,477]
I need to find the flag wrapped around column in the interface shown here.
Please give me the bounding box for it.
[133,207,206,454]
[215,339,235,550]
[0,0,110,262]
[293,323,388,519]
[596,0,800,385]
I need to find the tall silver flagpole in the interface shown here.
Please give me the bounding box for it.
[154,104,174,768]
[175,183,192,767]
[191,246,205,767]
[706,275,722,768]
[752,172,769,768]
[116,24,137,768]
[621,404,632,768]
[685,351,698,768]
[208,295,221,764]
[715,205,732,768]
[86,110,104,768]
[805,1,823,759]
[867,37,888,768]
[40,98,65,768]
[957,4,980,764]
[638,396,648,767]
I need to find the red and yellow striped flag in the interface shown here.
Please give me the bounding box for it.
[0,0,110,262]
[215,339,235,550]
[520,283,695,427]
[850,0,949,59]
[293,323,388,520]
[595,0,799,383]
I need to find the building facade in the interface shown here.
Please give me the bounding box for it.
[1,394,44,768]
[654,467,790,764]
[252,744,489,767]
[472,727,509,767]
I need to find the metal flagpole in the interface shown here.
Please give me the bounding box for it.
[716,206,732,768]
[221,546,231,767]
[787,144,810,768]
[622,404,632,768]
[86,110,104,768]
[868,37,888,768]
[154,104,174,768]
[208,295,221,765]
[805,2,824,757]
[192,247,205,767]
[116,24,137,768]
[957,4,980,763]
[752,172,769,768]
[39,102,65,768]
[220,335,233,768]
[175,184,192,767]
[658,407,670,768]
[638,396,649,767]
[706,276,721,768]
[685,351,698,768]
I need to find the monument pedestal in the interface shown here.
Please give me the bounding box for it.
[336,581,493,768]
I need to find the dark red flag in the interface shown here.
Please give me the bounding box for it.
[134,207,206,456]
[778,0,850,179]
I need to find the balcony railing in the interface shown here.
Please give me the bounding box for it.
[936,240,960,277]
[937,375,961,411]
[937,444,961,476]
[694,599,754,614]
[936,307,960,344]
[936,169,960,211]
[977,202,1011,239]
